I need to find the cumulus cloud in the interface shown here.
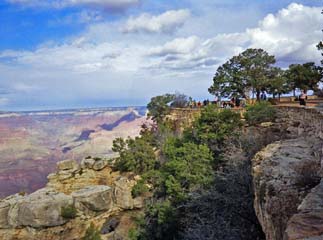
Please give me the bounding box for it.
[0,98,9,106]
[246,3,322,65]
[0,3,322,110]
[149,3,322,71]
[123,9,190,34]
[148,36,200,56]
[7,0,140,11]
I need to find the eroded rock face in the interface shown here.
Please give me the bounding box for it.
[81,158,109,171]
[8,188,73,228]
[0,155,143,239]
[113,177,144,210]
[252,137,321,240]
[286,180,323,239]
[0,194,23,229]
[57,160,78,171]
[72,185,113,214]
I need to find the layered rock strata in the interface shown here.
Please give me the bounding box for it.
[0,158,144,240]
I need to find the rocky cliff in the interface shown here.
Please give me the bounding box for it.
[0,158,144,240]
[252,107,323,240]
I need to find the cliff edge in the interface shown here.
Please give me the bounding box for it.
[252,107,323,240]
[0,158,144,240]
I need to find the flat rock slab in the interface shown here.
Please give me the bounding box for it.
[8,188,73,228]
[72,185,113,213]
[286,180,323,239]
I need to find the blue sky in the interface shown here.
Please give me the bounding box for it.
[0,0,322,111]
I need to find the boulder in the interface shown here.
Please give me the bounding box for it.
[0,194,23,229]
[81,158,96,169]
[113,177,136,210]
[81,158,109,171]
[57,160,78,171]
[8,188,73,228]
[285,180,323,239]
[93,159,108,171]
[72,185,113,214]
[252,137,321,240]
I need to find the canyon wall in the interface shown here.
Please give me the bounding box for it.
[252,106,323,240]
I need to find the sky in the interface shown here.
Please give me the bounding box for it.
[0,0,322,111]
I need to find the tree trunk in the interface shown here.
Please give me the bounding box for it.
[256,90,261,101]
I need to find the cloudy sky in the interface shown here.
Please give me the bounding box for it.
[0,0,322,111]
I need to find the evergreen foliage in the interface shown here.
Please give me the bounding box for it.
[147,94,176,124]
[61,204,77,219]
[244,102,276,125]
[186,105,242,155]
[209,48,276,100]
[286,62,323,92]
[132,179,149,198]
[112,137,157,174]
[82,223,102,240]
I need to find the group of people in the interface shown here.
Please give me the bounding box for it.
[187,89,308,109]
[188,97,247,109]
[188,99,211,108]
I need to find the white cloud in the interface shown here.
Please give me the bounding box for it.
[246,3,322,64]
[0,3,322,110]
[0,98,9,106]
[123,9,191,34]
[148,3,322,71]
[148,36,200,56]
[7,0,140,11]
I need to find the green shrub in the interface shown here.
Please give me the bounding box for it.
[185,105,242,153]
[244,101,276,125]
[128,228,140,240]
[61,204,77,219]
[112,137,157,174]
[82,223,102,240]
[162,140,214,201]
[132,180,149,198]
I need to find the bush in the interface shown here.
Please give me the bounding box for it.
[185,105,242,154]
[244,101,276,125]
[132,180,149,198]
[61,204,77,219]
[143,201,179,240]
[112,137,157,174]
[83,223,102,240]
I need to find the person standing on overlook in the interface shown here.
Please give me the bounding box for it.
[299,90,307,106]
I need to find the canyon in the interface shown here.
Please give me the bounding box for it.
[0,107,147,198]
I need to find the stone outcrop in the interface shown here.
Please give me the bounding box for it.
[251,106,323,240]
[81,157,110,171]
[8,188,73,228]
[0,157,145,240]
[286,180,323,239]
[252,138,321,240]
[72,185,113,214]
[0,194,23,229]
[114,177,143,210]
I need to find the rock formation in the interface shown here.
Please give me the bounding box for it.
[0,158,144,240]
[252,107,323,240]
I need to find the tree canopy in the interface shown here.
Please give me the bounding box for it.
[286,62,323,92]
[266,67,291,99]
[209,48,276,100]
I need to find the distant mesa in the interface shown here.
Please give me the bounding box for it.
[75,129,96,142]
[100,111,140,131]
[62,147,72,154]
